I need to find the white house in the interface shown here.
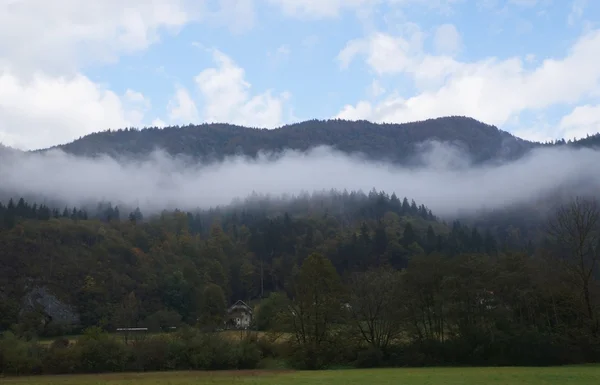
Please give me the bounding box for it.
[225,300,253,329]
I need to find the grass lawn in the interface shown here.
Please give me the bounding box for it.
[4,366,600,385]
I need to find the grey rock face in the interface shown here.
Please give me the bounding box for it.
[22,286,80,325]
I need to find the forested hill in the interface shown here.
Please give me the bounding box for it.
[0,190,487,332]
[41,116,536,164]
[566,132,600,148]
[3,190,600,371]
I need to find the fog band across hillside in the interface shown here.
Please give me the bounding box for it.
[0,143,598,217]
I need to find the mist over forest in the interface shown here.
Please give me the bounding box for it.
[1,125,599,219]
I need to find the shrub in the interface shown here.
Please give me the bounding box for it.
[354,347,384,368]
[130,335,177,371]
[179,331,236,370]
[255,336,280,358]
[75,328,129,373]
[42,338,79,374]
[488,330,566,366]
[286,341,340,370]
[0,332,44,375]
[236,340,263,369]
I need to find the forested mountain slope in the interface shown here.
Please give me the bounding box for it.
[0,191,494,333]
[42,116,535,165]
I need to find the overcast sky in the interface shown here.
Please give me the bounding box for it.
[0,0,599,150]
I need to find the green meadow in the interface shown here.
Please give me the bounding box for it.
[4,366,600,385]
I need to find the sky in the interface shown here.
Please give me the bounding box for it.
[1,0,599,151]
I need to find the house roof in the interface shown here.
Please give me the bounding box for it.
[227,300,253,314]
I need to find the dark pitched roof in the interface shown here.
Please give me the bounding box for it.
[227,300,253,314]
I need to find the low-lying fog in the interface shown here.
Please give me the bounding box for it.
[0,141,597,217]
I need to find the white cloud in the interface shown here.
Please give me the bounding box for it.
[433,24,462,55]
[337,27,458,89]
[0,72,146,150]
[268,0,374,18]
[0,0,294,150]
[509,0,538,6]
[338,31,424,75]
[559,104,600,139]
[124,89,152,126]
[0,1,209,150]
[167,87,200,123]
[0,0,196,77]
[568,0,587,26]
[151,118,168,128]
[268,0,463,19]
[0,0,264,150]
[208,0,256,33]
[368,80,386,98]
[125,89,148,104]
[525,54,536,63]
[267,44,292,66]
[193,49,291,128]
[336,101,374,121]
[336,28,600,140]
[160,49,293,129]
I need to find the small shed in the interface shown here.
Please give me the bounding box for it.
[225,300,253,329]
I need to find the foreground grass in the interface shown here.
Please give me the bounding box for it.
[4,366,600,385]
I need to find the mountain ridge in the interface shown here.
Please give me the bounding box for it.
[36,116,542,165]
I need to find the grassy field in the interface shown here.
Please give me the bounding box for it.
[4,366,600,385]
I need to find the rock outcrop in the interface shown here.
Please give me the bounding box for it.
[21,286,80,326]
